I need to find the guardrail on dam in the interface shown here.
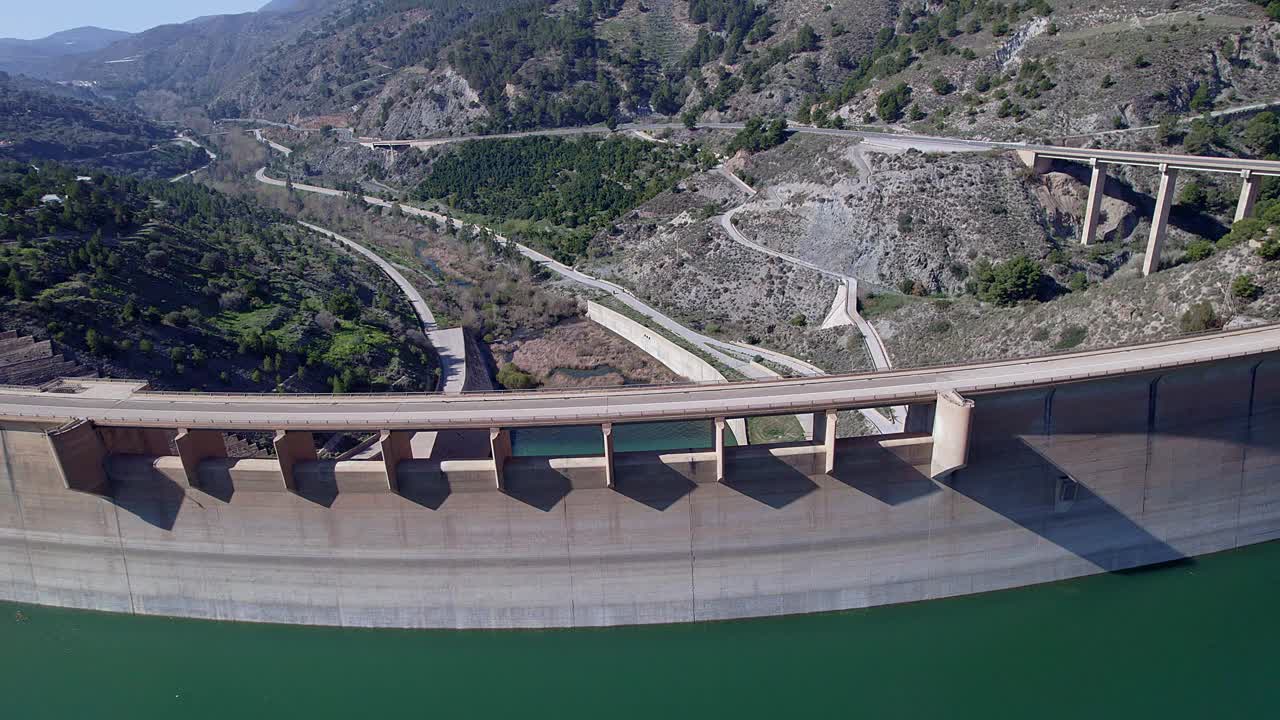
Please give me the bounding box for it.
[1,325,1279,628]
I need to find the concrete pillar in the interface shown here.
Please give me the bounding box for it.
[174,429,226,488]
[1235,169,1261,223]
[273,430,316,492]
[490,427,511,491]
[930,391,975,479]
[45,419,108,495]
[601,423,615,489]
[1142,165,1178,277]
[1080,159,1107,246]
[379,430,413,493]
[822,409,838,474]
[97,426,175,456]
[714,417,727,482]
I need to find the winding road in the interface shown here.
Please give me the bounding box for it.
[253,166,804,384]
[717,172,904,434]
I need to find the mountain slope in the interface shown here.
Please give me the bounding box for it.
[0,74,207,179]
[0,27,133,76]
[0,161,437,392]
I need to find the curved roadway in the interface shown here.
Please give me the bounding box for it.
[6,324,1278,430]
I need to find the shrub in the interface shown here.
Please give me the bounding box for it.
[325,292,360,319]
[1069,272,1088,292]
[876,82,913,122]
[1054,325,1088,350]
[932,76,956,95]
[1180,301,1221,332]
[1260,238,1280,261]
[1232,274,1261,301]
[497,362,536,389]
[1182,240,1214,262]
[788,313,808,327]
[973,255,1043,305]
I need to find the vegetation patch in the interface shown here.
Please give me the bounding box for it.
[415,135,696,261]
[0,162,435,392]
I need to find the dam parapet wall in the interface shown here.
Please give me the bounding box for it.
[0,354,1278,628]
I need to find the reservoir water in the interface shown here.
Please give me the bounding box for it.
[3,540,1278,718]
[512,418,738,456]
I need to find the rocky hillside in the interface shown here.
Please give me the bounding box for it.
[804,0,1280,139]
[11,0,1277,142]
[584,156,873,374]
[731,134,1052,294]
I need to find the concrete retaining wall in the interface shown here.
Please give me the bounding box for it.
[587,301,723,382]
[1,355,1279,628]
[586,301,749,442]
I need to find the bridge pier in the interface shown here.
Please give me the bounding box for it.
[819,409,838,474]
[273,430,316,492]
[1142,165,1178,277]
[490,427,512,491]
[45,419,109,495]
[602,423,615,489]
[1236,169,1261,223]
[714,417,727,482]
[1081,159,1107,246]
[174,429,227,488]
[379,430,414,493]
[930,391,974,479]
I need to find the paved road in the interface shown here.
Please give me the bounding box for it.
[297,221,436,330]
[718,182,903,434]
[252,128,293,156]
[169,135,217,183]
[425,327,469,394]
[1055,99,1280,141]
[6,324,1277,429]
[292,220,482,396]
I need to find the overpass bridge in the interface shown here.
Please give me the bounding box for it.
[1016,145,1280,275]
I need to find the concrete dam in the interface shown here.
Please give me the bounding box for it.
[1,326,1278,629]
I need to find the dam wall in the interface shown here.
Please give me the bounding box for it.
[0,355,1278,628]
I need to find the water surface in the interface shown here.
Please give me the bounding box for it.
[3,541,1278,718]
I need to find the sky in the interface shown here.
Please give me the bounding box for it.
[5,0,266,40]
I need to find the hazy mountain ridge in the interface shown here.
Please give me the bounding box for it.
[0,27,134,77]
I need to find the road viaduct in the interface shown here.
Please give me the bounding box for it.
[1,324,1279,627]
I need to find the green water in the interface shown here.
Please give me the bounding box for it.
[513,418,737,457]
[3,541,1279,719]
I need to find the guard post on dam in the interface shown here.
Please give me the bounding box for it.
[2,325,1279,628]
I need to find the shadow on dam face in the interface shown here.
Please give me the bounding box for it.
[724,449,818,509]
[107,465,185,531]
[613,456,696,511]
